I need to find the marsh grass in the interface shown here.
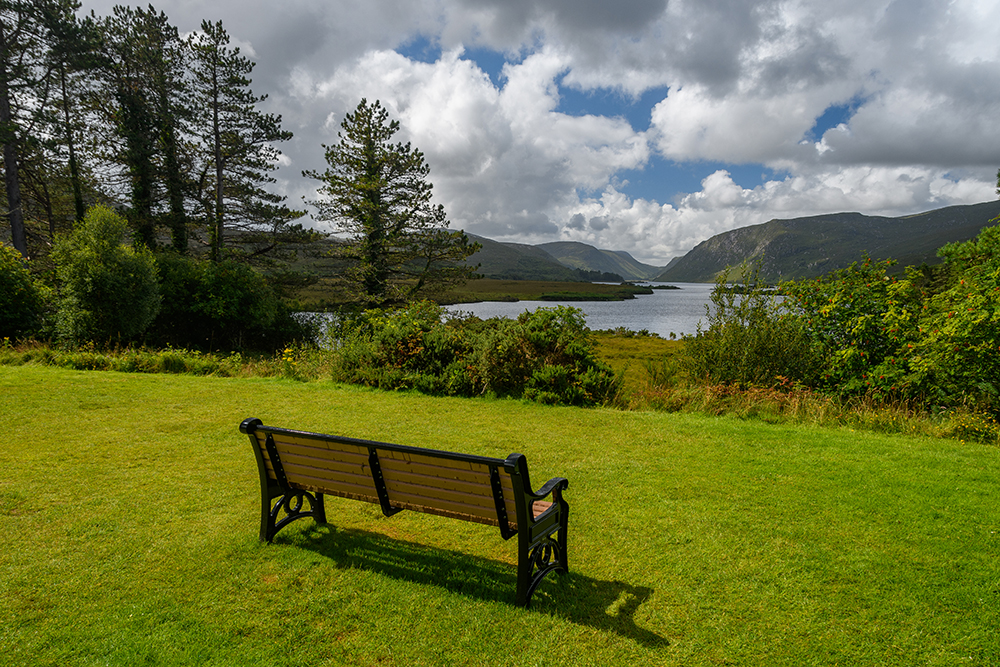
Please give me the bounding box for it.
[2,365,999,665]
[593,332,1000,444]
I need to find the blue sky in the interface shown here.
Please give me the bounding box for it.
[398,36,799,205]
[79,0,1000,263]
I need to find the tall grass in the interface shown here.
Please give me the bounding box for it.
[4,334,999,445]
[594,332,1000,444]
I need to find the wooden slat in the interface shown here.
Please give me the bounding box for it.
[280,450,371,478]
[377,456,492,485]
[285,468,380,501]
[253,428,559,532]
[293,482,382,507]
[282,461,376,493]
[499,472,514,493]
[533,501,552,518]
[274,441,370,465]
[383,478,496,512]
[378,447,494,471]
[379,467,494,497]
[385,491,499,521]
[273,433,370,457]
[393,501,501,527]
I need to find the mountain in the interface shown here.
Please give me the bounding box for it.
[536,242,664,280]
[655,200,1000,283]
[465,235,583,281]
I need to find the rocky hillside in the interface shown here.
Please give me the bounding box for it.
[655,200,1000,283]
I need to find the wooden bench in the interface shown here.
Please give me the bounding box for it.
[240,418,570,607]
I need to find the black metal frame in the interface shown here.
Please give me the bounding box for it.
[242,419,327,542]
[239,417,569,607]
[503,453,569,607]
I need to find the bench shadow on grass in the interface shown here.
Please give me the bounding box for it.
[292,524,665,647]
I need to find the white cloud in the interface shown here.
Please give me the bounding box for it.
[550,166,995,264]
[76,0,1000,265]
[303,46,650,241]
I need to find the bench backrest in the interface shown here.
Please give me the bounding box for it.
[247,424,522,532]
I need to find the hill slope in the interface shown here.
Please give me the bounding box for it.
[655,200,1000,282]
[536,241,664,280]
[464,235,581,281]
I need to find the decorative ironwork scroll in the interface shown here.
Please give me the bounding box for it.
[524,534,564,602]
[267,490,324,541]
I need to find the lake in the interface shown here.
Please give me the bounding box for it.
[446,282,716,338]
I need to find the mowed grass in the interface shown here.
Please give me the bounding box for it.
[2,365,999,666]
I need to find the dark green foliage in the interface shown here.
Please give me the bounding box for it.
[0,0,84,256]
[305,99,479,304]
[96,5,190,249]
[52,205,160,345]
[781,256,923,398]
[684,263,819,387]
[906,223,1000,412]
[330,302,619,406]
[687,221,1000,418]
[148,254,316,352]
[187,20,304,263]
[0,242,47,338]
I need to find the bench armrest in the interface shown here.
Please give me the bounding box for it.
[533,476,569,501]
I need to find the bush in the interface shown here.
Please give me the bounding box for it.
[780,256,923,399]
[684,263,820,387]
[52,206,160,345]
[148,254,318,353]
[906,224,1000,413]
[0,243,47,339]
[329,302,619,406]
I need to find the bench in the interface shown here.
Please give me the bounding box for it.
[240,418,570,607]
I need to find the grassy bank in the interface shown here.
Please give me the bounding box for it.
[293,278,654,309]
[2,365,998,665]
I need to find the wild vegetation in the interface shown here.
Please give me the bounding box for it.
[304,99,479,305]
[0,3,478,355]
[658,220,1000,440]
[4,3,997,425]
[326,301,619,406]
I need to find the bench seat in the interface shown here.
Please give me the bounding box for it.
[240,418,569,607]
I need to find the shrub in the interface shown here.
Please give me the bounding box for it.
[684,263,820,387]
[0,243,47,339]
[52,206,160,345]
[148,254,317,353]
[780,256,924,399]
[329,302,619,406]
[906,224,1000,413]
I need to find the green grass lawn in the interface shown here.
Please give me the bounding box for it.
[2,365,998,666]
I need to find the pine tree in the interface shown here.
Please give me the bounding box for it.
[0,0,81,256]
[188,19,303,263]
[304,99,479,304]
[95,5,189,250]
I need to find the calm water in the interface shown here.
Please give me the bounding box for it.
[446,282,715,338]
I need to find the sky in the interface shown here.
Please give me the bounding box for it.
[78,0,1000,265]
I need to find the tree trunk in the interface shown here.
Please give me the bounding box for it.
[0,17,26,256]
[61,64,85,223]
[211,54,224,262]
